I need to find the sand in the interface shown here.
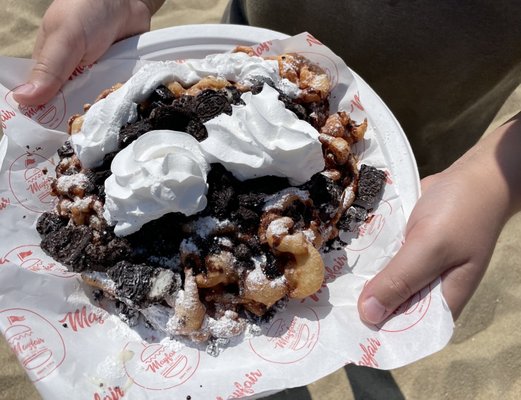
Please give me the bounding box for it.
[1,1,521,399]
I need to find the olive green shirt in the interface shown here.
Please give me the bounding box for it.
[224,0,521,176]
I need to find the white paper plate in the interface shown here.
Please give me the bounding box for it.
[0,26,450,400]
[101,24,420,217]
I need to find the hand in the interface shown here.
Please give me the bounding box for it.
[12,0,162,106]
[358,114,521,324]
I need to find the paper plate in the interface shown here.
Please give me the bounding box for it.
[0,25,436,400]
[101,24,420,217]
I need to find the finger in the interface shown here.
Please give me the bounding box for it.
[440,261,486,320]
[13,31,86,106]
[357,222,451,324]
[32,25,46,61]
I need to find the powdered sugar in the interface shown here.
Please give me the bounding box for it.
[263,188,310,211]
[190,216,233,238]
[55,173,89,193]
[276,78,301,98]
[247,258,287,289]
[70,196,93,210]
[267,218,291,236]
[140,304,173,333]
[303,229,317,244]
[94,354,127,383]
[207,311,244,339]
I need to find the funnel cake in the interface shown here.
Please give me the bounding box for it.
[36,47,385,349]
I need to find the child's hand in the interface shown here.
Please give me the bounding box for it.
[13,0,157,105]
[358,114,521,324]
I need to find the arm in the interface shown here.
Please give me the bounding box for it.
[358,113,521,323]
[12,0,166,106]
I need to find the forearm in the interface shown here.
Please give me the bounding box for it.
[449,112,521,222]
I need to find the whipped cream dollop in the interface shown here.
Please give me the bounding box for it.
[80,53,326,236]
[201,84,325,185]
[103,130,210,236]
[72,52,286,169]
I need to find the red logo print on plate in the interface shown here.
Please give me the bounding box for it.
[216,369,263,400]
[345,199,393,252]
[377,284,432,332]
[1,309,66,382]
[8,152,56,213]
[59,306,105,332]
[249,40,273,57]
[0,196,10,211]
[1,108,16,130]
[356,337,382,368]
[1,244,75,278]
[93,386,125,400]
[5,89,66,130]
[123,341,200,390]
[249,306,320,364]
[302,254,348,304]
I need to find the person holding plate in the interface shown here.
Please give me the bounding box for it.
[12,0,521,328]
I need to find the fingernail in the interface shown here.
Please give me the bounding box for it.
[13,83,37,96]
[362,296,387,324]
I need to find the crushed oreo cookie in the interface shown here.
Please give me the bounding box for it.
[339,165,386,232]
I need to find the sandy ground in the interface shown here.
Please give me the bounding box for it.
[1,1,521,399]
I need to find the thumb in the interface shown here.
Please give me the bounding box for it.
[357,222,448,324]
[13,31,85,106]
